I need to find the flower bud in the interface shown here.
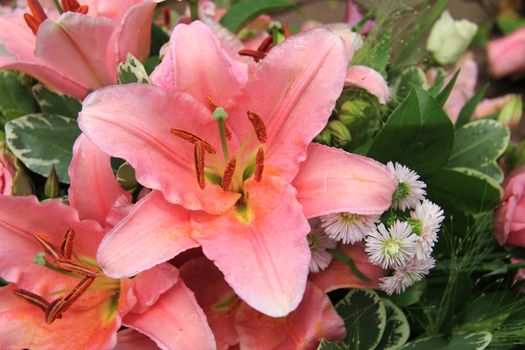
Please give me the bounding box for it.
[327,120,352,147]
[117,162,138,191]
[497,95,522,130]
[44,165,60,198]
[337,99,369,126]
[426,11,478,65]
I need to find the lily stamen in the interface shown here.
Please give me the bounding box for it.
[60,276,96,314]
[283,23,291,38]
[60,228,75,259]
[257,35,274,53]
[247,111,267,143]
[238,49,267,62]
[194,141,206,189]
[170,128,217,154]
[13,289,50,312]
[53,259,99,277]
[46,298,65,324]
[61,0,89,14]
[33,232,61,259]
[255,147,265,182]
[24,0,47,35]
[222,157,237,191]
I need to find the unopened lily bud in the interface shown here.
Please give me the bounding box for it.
[426,11,478,65]
[314,129,332,145]
[497,95,522,130]
[44,165,59,198]
[337,99,369,126]
[117,162,138,191]
[327,120,352,146]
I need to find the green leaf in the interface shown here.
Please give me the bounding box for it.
[367,87,454,177]
[459,292,522,332]
[427,68,446,97]
[5,114,81,183]
[118,53,151,84]
[391,66,428,105]
[400,332,492,350]
[436,70,459,107]
[220,0,297,33]
[352,30,391,77]
[336,289,387,350]
[317,339,348,350]
[387,279,427,307]
[0,71,35,122]
[496,13,525,35]
[427,167,502,213]
[447,119,509,180]
[455,84,488,128]
[32,84,81,118]
[376,299,410,350]
[150,23,170,56]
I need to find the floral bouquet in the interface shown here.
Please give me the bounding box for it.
[0,0,524,349]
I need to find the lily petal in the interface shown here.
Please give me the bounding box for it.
[123,279,216,350]
[0,285,120,350]
[0,195,104,292]
[151,20,245,106]
[69,134,131,227]
[310,243,386,292]
[115,329,158,350]
[79,83,241,214]
[191,177,311,317]
[180,257,239,350]
[345,65,390,104]
[0,9,37,61]
[292,143,397,218]
[97,191,199,278]
[114,1,158,63]
[35,13,116,90]
[227,28,348,182]
[235,282,345,350]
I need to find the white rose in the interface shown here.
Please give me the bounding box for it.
[426,11,478,65]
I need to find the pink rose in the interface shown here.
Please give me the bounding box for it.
[0,145,15,195]
[487,28,525,78]
[495,165,525,247]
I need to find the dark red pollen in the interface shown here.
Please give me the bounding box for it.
[222,157,237,191]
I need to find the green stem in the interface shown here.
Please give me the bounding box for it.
[328,248,371,282]
[189,1,199,22]
[217,119,230,161]
[52,0,63,14]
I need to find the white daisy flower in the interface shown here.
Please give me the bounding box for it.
[307,220,338,273]
[387,162,427,211]
[410,200,445,259]
[379,256,436,295]
[320,212,380,244]
[365,220,418,269]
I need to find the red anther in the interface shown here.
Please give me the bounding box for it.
[60,228,75,260]
[224,122,232,141]
[27,0,47,23]
[170,128,217,154]
[13,289,50,313]
[24,0,47,35]
[247,111,267,143]
[61,0,89,14]
[283,23,290,38]
[206,97,218,113]
[238,49,266,62]
[46,298,65,324]
[194,141,206,189]
[255,147,265,182]
[221,157,237,191]
[257,35,274,53]
[33,232,61,259]
[53,259,99,277]
[78,5,89,14]
[60,276,95,313]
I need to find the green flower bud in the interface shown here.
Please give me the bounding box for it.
[498,95,522,130]
[44,165,60,199]
[314,129,332,145]
[117,162,138,191]
[337,99,369,126]
[327,120,352,146]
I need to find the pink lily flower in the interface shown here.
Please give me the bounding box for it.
[180,256,345,349]
[79,21,397,317]
[487,28,525,78]
[0,135,215,350]
[0,143,16,195]
[0,0,160,99]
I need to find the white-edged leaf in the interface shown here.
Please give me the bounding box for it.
[118,53,151,84]
[32,84,81,118]
[376,299,410,350]
[5,113,80,183]
[400,331,492,350]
